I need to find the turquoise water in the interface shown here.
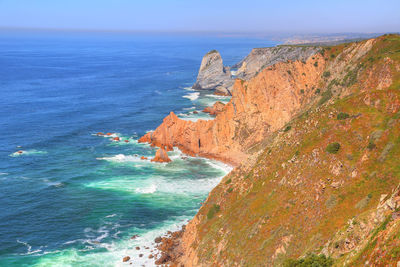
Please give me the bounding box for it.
[0,30,277,266]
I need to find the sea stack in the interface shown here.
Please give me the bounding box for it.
[151,147,171,163]
[192,50,234,95]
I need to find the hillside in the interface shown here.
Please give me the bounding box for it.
[144,34,400,266]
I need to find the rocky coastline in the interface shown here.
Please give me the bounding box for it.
[131,35,400,266]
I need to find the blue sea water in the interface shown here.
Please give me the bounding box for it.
[0,30,277,266]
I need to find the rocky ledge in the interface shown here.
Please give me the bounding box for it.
[232,45,321,80]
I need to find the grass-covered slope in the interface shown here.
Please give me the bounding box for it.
[171,35,400,267]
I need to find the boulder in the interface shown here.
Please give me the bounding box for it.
[140,156,148,160]
[122,256,130,262]
[130,234,139,239]
[151,148,171,163]
[203,101,225,115]
[113,137,120,141]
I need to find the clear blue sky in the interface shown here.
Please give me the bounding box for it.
[0,0,399,33]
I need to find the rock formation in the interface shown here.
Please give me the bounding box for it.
[233,45,321,80]
[140,52,326,166]
[202,101,225,115]
[192,50,234,95]
[151,147,171,163]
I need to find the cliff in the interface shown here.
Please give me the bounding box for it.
[192,50,234,95]
[147,34,400,266]
[233,45,321,80]
[140,51,326,166]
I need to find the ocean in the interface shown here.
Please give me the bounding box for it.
[0,30,277,266]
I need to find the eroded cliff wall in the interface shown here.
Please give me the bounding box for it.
[140,53,326,166]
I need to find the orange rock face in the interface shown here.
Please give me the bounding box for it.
[151,147,171,163]
[140,54,326,166]
[202,101,225,115]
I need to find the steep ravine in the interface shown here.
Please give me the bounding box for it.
[142,35,400,266]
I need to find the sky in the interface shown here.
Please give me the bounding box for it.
[0,0,399,34]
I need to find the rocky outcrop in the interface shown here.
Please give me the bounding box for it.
[140,53,327,166]
[151,147,171,163]
[192,50,234,95]
[202,101,225,115]
[233,46,321,80]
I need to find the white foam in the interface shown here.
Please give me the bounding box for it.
[182,106,196,110]
[97,154,143,163]
[9,149,47,157]
[17,240,43,255]
[92,132,120,138]
[135,184,157,194]
[182,92,200,101]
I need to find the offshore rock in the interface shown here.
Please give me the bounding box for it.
[192,50,234,95]
[151,147,171,163]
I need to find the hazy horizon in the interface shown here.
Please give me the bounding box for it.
[0,0,399,34]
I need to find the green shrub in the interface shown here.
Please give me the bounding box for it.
[207,204,220,220]
[287,70,292,75]
[227,188,233,193]
[337,112,350,120]
[326,143,341,154]
[323,71,331,78]
[367,141,376,151]
[314,61,318,67]
[300,89,305,94]
[283,254,334,267]
[284,125,292,132]
[315,88,321,94]
[318,89,333,105]
[225,178,232,184]
[342,69,358,87]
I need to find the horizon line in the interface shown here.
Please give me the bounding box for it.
[0,26,393,37]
